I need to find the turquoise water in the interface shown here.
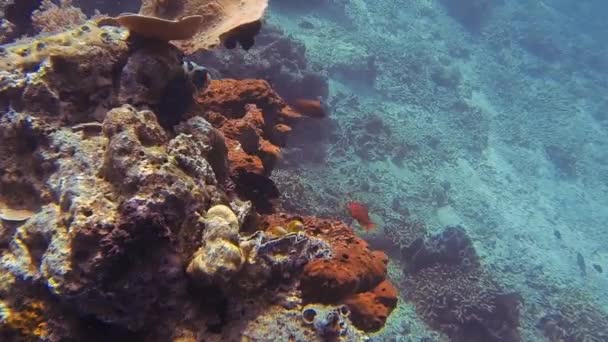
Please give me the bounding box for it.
[269,0,608,340]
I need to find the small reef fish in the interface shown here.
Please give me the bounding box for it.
[553,229,561,240]
[346,201,376,231]
[182,60,211,91]
[592,264,603,273]
[576,252,587,277]
[290,98,327,118]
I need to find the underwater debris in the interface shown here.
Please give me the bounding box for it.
[139,0,269,53]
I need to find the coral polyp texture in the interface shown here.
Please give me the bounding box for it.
[0,12,396,342]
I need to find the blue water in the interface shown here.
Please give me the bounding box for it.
[270,0,608,340]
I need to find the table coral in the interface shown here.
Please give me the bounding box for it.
[537,292,608,342]
[138,0,268,53]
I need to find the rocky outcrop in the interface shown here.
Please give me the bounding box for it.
[0,16,397,341]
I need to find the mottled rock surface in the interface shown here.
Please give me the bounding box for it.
[0,17,397,341]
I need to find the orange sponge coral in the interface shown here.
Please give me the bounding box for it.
[344,280,398,332]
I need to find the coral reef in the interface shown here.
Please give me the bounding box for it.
[193,79,304,212]
[261,214,398,332]
[0,12,396,341]
[439,0,499,32]
[0,0,41,44]
[344,279,398,332]
[74,0,139,17]
[401,227,522,341]
[192,25,329,102]
[537,293,608,342]
[139,0,269,53]
[31,0,86,34]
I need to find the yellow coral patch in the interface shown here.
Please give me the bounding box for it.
[205,204,239,231]
[0,21,128,71]
[2,299,49,339]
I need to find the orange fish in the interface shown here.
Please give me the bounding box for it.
[290,98,327,118]
[346,201,376,231]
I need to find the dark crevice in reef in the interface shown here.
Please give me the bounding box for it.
[77,315,145,342]
[4,0,42,39]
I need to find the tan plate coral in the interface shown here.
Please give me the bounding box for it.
[115,14,203,41]
[138,0,268,53]
[0,207,35,222]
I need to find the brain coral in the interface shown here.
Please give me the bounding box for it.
[139,0,268,53]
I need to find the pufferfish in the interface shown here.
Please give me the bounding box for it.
[182,60,211,93]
